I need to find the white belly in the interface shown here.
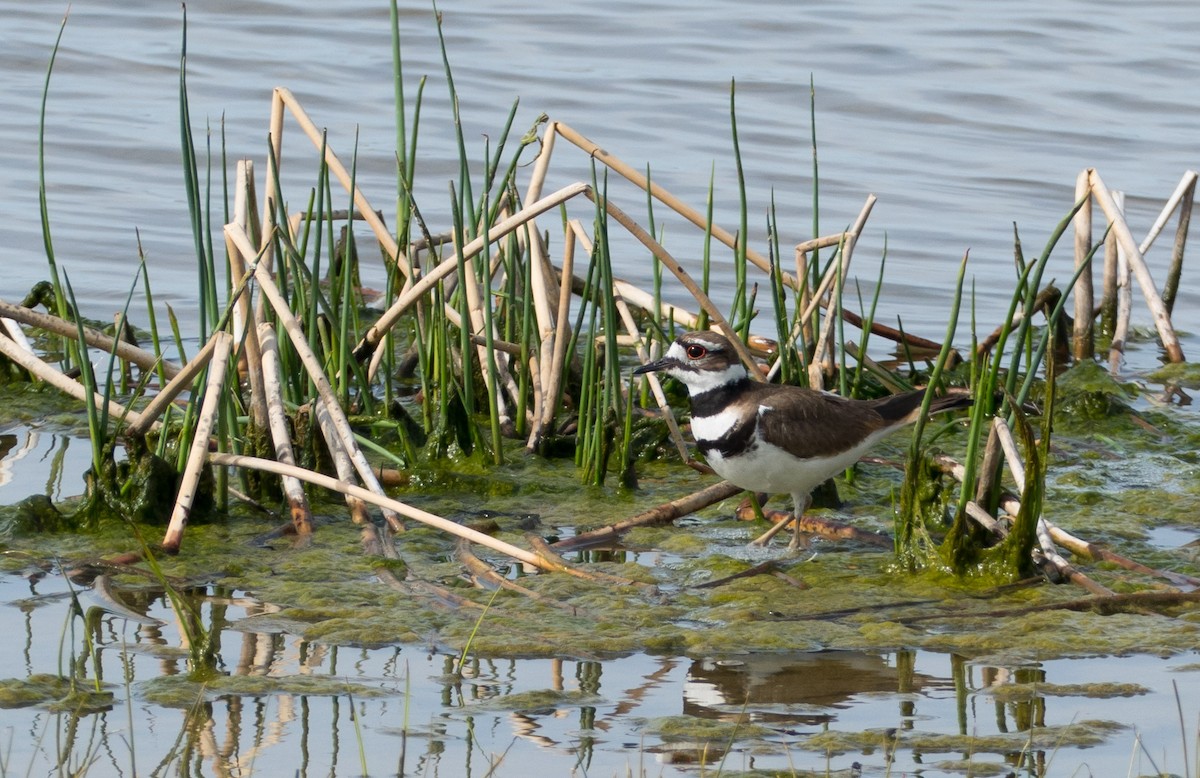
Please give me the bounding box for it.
[704,427,894,498]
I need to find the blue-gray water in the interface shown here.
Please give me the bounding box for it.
[2,0,1198,343]
[1,1,1198,775]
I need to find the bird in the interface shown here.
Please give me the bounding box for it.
[633,330,971,548]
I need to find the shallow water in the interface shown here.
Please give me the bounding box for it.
[0,564,1196,777]
[1,1,1199,776]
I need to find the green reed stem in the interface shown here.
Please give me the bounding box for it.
[37,11,70,332]
[729,79,749,335]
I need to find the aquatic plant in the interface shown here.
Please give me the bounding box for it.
[4,8,1196,621]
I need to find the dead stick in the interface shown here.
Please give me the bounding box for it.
[162,331,233,553]
[550,481,743,552]
[0,298,182,378]
[258,323,314,537]
[354,182,590,363]
[587,189,758,373]
[0,331,157,432]
[1072,169,1095,360]
[1088,169,1184,362]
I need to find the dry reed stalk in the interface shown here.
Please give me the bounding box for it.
[0,298,182,378]
[1087,169,1185,362]
[123,334,221,438]
[162,331,233,553]
[558,220,690,461]
[523,121,564,423]
[0,330,157,432]
[257,322,314,537]
[0,317,34,355]
[227,222,406,530]
[527,218,581,448]
[554,122,793,287]
[767,234,851,381]
[1163,174,1195,315]
[808,196,876,387]
[585,189,757,372]
[792,230,849,328]
[354,182,591,363]
[312,397,376,526]
[225,228,268,431]
[964,500,1003,535]
[1072,170,1094,360]
[611,278,699,328]
[614,297,690,463]
[1139,170,1199,256]
[1044,518,1200,588]
[1109,191,1132,374]
[991,416,1026,492]
[1034,519,1115,595]
[270,89,404,276]
[207,451,558,569]
[456,240,511,427]
[938,453,1192,590]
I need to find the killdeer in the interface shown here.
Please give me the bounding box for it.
[634,330,970,548]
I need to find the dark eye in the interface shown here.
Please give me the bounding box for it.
[686,344,707,359]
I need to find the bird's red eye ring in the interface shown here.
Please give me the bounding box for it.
[685,344,707,359]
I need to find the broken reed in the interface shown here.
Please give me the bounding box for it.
[17,9,1196,581]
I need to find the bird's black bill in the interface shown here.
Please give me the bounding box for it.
[632,358,673,375]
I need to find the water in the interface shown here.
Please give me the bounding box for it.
[0,572,1195,776]
[1,1,1199,775]
[2,0,1198,342]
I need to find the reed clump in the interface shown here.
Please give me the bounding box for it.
[6,10,1196,606]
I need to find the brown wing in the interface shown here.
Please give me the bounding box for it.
[747,384,891,460]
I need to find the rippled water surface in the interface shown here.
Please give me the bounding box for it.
[2,0,1199,339]
[1,1,1199,775]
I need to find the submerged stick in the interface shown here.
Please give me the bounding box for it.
[551,481,744,552]
[162,331,233,554]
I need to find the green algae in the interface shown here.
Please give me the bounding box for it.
[465,688,602,711]
[140,672,397,708]
[642,714,773,741]
[801,718,1126,756]
[0,674,114,713]
[984,681,1149,703]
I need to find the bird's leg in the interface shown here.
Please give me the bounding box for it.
[787,493,813,551]
[748,493,810,548]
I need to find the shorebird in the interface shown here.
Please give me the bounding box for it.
[634,330,970,548]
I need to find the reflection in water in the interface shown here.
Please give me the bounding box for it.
[0,571,1191,776]
[685,650,941,725]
